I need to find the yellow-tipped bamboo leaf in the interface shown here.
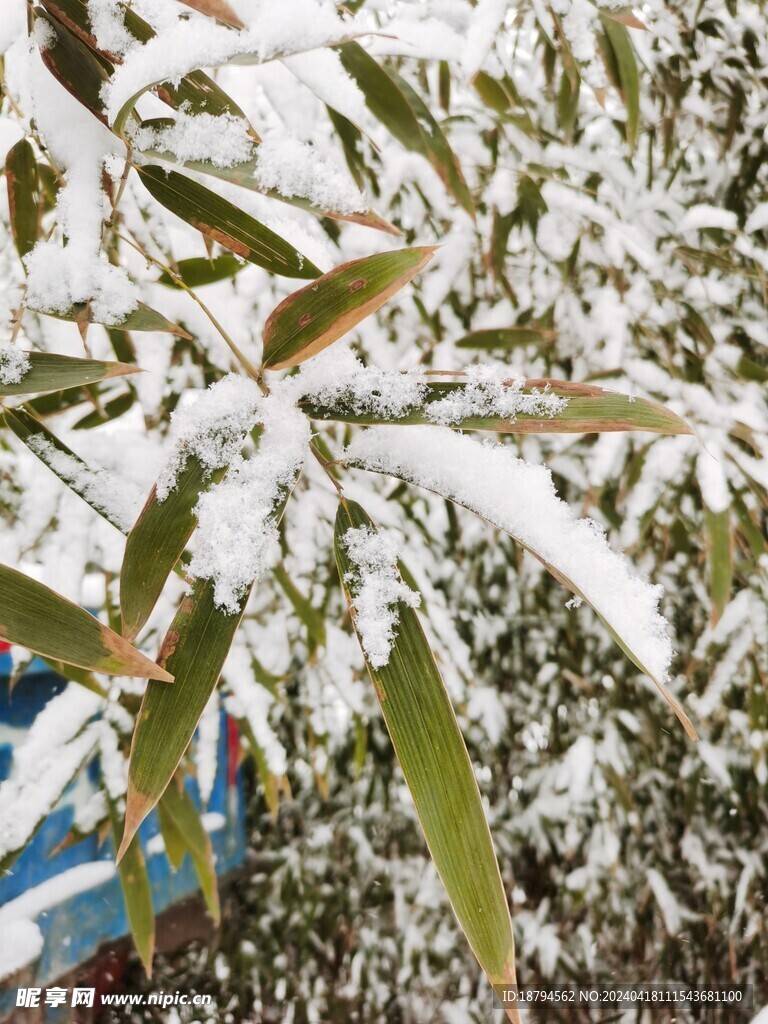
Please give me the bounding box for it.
[0,563,173,681]
[0,351,140,397]
[334,499,517,993]
[262,246,435,370]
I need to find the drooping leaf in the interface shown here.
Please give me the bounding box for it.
[334,500,517,990]
[455,327,557,351]
[304,378,694,435]
[6,139,41,259]
[262,246,435,370]
[73,390,135,429]
[600,16,640,152]
[273,562,326,655]
[35,300,193,339]
[109,798,155,976]
[36,9,112,124]
[705,507,733,625]
[157,774,220,922]
[156,794,187,870]
[156,253,245,289]
[121,459,226,641]
[238,717,281,819]
[137,165,321,279]
[0,351,140,397]
[0,563,173,681]
[118,577,250,859]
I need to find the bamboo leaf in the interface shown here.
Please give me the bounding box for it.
[35,300,193,339]
[6,139,41,260]
[0,351,140,397]
[704,507,733,625]
[455,327,557,350]
[156,795,187,870]
[262,246,435,370]
[118,577,250,859]
[273,562,326,655]
[157,253,245,289]
[334,500,517,991]
[239,717,281,819]
[109,798,155,976]
[36,9,112,124]
[600,17,640,152]
[0,563,173,681]
[177,0,244,29]
[137,166,321,279]
[121,459,225,641]
[304,378,694,435]
[158,774,221,922]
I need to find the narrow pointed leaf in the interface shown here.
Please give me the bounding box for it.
[455,327,557,350]
[37,10,112,124]
[157,796,187,870]
[273,562,326,654]
[0,563,173,681]
[109,798,155,976]
[262,246,435,370]
[158,775,220,922]
[121,459,225,641]
[157,254,245,289]
[600,17,640,152]
[119,578,251,858]
[137,166,320,279]
[35,300,193,339]
[334,500,516,988]
[0,351,140,397]
[5,406,133,532]
[6,139,41,259]
[304,378,694,435]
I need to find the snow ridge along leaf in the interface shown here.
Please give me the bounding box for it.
[262,246,436,370]
[0,563,173,681]
[334,500,518,1006]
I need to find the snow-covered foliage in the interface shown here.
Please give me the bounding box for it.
[0,0,766,1015]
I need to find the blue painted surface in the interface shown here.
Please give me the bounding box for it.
[0,668,247,1011]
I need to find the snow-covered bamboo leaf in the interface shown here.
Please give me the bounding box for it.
[344,428,697,739]
[0,563,173,682]
[334,500,518,995]
[304,379,694,436]
[120,459,225,641]
[157,775,221,923]
[109,798,155,976]
[36,300,193,339]
[0,350,139,397]
[156,254,244,289]
[36,10,111,124]
[705,507,733,625]
[118,577,251,860]
[5,139,41,259]
[600,17,640,152]
[262,246,435,370]
[137,166,321,279]
[4,405,138,533]
[177,0,244,29]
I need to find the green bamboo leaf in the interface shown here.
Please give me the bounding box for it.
[35,300,193,339]
[156,795,187,870]
[334,500,517,990]
[337,43,473,214]
[262,246,435,370]
[600,17,640,152]
[704,507,733,625]
[304,378,694,435]
[73,391,135,429]
[120,459,226,641]
[455,327,557,350]
[109,798,155,976]
[273,562,326,655]
[5,405,134,532]
[157,774,220,923]
[0,563,173,681]
[137,166,320,279]
[157,254,245,289]
[238,717,281,819]
[36,9,112,124]
[118,577,250,860]
[0,351,140,397]
[6,139,41,259]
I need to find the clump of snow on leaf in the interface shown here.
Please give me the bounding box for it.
[425,366,566,425]
[188,390,311,613]
[296,345,427,418]
[342,525,420,669]
[253,136,366,214]
[345,426,674,685]
[0,343,30,385]
[130,111,255,169]
[156,374,262,500]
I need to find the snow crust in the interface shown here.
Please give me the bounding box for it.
[253,136,366,214]
[345,426,674,683]
[0,343,30,384]
[342,525,420,669]
[130,111,255,168]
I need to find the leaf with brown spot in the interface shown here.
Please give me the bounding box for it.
[137,165,320,279]
[262,246,436,370]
